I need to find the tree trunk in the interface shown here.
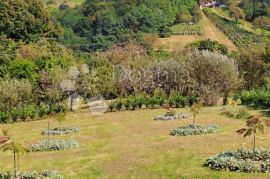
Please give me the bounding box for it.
[253,132,256,154]
[223,94,228,106]
[13,149,16,179]
[48,121,51,141]
[69,92,74,111]
[193,116,195,126]
[17,153,19,174]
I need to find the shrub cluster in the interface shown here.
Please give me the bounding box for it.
[221,109,251,119]
[154,112,189,121]
[42,127,80,136]
[188,39,228,55]
[109,93,196,112]
[170,124,219,136]
[235,89,270,109]
[204,148,270,173]
[0,172,12,179]
[0,103,66,124]
[30,139,79,152]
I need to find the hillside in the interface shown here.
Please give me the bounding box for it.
[155,12,237,52]
[2,1,270,178]
[212,8,270,36]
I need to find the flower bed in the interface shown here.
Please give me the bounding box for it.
[154,112,189,121]
[0,170,63,179]
[170,124,219,136]
[30,139,79,152]
[19,170,64,179]
[204,148,270,173]
[42,127,80,135]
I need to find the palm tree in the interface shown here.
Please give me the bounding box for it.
[0,130,28,178]
[190,103,203,126]
[237,115,270,153]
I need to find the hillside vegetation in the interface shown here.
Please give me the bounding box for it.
[2,1,270,178]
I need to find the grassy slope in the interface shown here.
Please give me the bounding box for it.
[155,12,237,52]
[1,106,270,178]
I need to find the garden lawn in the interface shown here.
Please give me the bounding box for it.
[1,106,270,178]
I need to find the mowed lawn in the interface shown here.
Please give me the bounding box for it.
[1,106,270,178]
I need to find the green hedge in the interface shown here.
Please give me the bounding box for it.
[109,93,197,112]
[235,89,270,109]
[0,102,67,123]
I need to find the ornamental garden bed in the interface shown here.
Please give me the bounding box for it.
[30,139,79,152]
[154,112,189,121]
[204,148,270,173]
[170,124,219,136]
[42,127,80,135]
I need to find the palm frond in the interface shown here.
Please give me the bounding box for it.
[236,128,247,134]
[244,128,253,137]
[2,141,29,154]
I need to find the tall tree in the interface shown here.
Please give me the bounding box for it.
[0,0,61,41]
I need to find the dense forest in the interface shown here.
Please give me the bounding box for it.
[56,0,200,51]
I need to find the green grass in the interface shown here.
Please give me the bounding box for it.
[1,106,270,178]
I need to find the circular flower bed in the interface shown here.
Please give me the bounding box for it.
[170,124,219,136]
[154,112,189,121]
[30,139,79,152]
[42,127,80,135]
[204,148,270,173]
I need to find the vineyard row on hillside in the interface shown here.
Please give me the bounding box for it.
[203,8,269,49]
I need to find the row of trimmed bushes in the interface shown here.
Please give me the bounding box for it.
[108,94,197,112]
[235,89,270,109]
[0,103,67,123]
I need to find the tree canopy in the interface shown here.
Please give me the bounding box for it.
[0,0,61,41]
